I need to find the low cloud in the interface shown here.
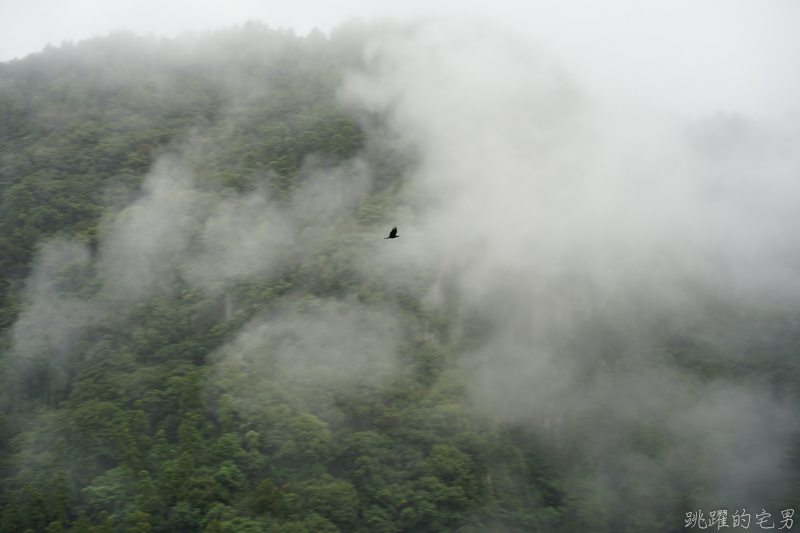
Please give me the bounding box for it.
[13,241,94,362]
[343,16,800,508]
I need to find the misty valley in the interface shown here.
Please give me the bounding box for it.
[0,19,799,533]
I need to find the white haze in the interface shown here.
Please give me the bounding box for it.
[343,17,800,508]
[12,149,372,360]
[12,243,95,364]
[347,18,800,306]
[8,12,800,518]
[3,1,800,121]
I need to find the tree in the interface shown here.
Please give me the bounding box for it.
[22,485,47,532]
[278,413,332,464]
[125,509,152,533]
[251,478,284,517]
[69,511,93,533]
[303,476,359,530]
[49,470,71,526]
[0,491,23,533]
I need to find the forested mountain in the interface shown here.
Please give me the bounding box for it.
[1,20,799,533]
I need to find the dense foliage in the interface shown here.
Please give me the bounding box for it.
[0,22,799,533]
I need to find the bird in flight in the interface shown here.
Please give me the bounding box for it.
[385,226,399,239]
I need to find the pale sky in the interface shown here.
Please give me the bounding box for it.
[1,0,799,121]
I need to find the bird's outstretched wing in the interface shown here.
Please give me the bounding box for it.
[390,227,397,238]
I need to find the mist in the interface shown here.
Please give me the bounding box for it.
[341,17,800,512]
[3,13,800,532]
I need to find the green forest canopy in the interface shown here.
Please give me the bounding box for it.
[0,21,798,533]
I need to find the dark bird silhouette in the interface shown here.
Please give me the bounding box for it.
[385,226,399,239]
